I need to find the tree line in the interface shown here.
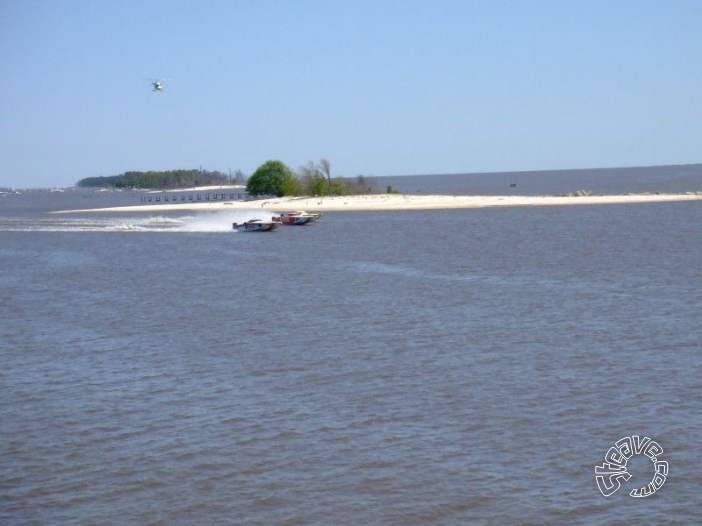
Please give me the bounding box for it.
[77,169,245,189]
[76,160,383,196]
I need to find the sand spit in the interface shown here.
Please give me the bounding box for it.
[54,192,702,214]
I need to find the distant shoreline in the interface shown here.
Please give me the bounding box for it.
[53,192,702,214]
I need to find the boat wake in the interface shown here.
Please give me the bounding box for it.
[0,211,277,233]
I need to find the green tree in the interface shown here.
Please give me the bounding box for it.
[246,160,297,197]
[319,158,331,192]
[298,160,327,196]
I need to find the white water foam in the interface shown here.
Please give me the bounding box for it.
[1,210,277,233]
[170,211,278,232]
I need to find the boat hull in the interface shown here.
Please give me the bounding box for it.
[277,211,322,225]
[233,220,279,232]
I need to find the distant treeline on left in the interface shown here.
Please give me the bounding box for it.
[77,169,244,189]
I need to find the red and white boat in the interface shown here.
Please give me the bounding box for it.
[276,211,322,225]
[232,219,279,232]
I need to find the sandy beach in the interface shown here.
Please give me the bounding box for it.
[55,192,702,214]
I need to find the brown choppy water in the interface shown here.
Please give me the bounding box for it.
[1,180,701,524]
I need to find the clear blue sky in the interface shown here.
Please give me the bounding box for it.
[1,0,701,188]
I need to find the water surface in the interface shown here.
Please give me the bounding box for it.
[1,171,701,524]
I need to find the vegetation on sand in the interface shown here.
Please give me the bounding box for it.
[246,159,378,197]
[77,159,384,196]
